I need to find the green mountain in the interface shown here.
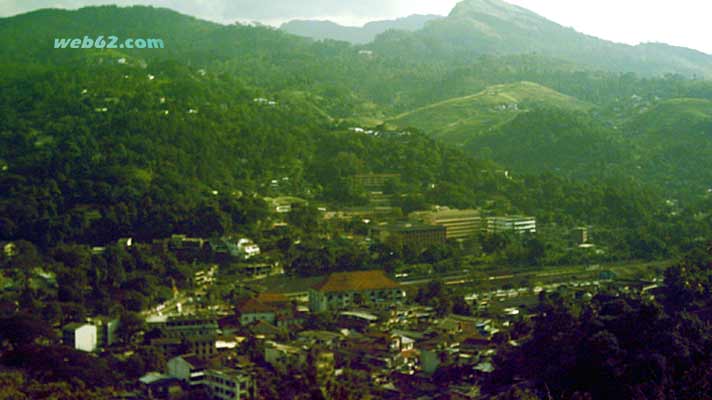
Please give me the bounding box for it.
[280,14,442,44]
[0,5,680,248]
[389,81,591,143]
[369,0,712,78]
[627,98,712,196]
[464,108,630,179]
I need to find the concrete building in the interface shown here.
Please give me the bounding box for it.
[62,323,97,352]
[151,315,218,359]
[238,262,282,279]
[572,226,591,245]
[264,342,307,374]
[410,208,482,240]
[236,298,276,325]
[486,216,536,234]
[204,368,256,400]
[350,173,400,191]
[373,222,446,249]
[88,316,120,348]
[138,372,183,399]
[167,354,208,387]
[309,270,404,313]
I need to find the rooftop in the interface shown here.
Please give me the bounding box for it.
[256,292,290,304]
[139,372,175,385]
[175,354,208,369]
[340,311,379,322]
[374,221,446,233]
[312,270,400,293]
[237,298,276,314]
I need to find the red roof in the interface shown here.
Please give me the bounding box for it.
[256,292,290,305]
[312,270,400,293]
[236,298,276,313]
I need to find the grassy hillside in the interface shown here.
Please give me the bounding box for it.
[389,81,591,143]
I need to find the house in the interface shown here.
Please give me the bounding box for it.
[204,367,256,400]
[264,342,307,374]
[255,292,303,328]
[139,372,183,399]
[208,237,261,261]
[62,322,97,352]
[236,298,276,325]
[224,238,260,260]
[309,270,404,313]
[167,354,208,386]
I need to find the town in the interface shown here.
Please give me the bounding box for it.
[1,173,668,400]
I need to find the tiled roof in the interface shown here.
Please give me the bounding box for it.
[256,292,290,304]
[249,320,281,335]
[312,270,400,293]
[237,298,276,313]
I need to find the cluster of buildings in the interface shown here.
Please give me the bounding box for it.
[168,234,262,262]
[372,207,537,250]
[71,267,501,399]
[249,270,500,398]
[140,355,257,400]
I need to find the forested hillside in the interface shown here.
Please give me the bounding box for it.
[3,3,712,399]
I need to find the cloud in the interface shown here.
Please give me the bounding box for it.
[0,0,411,23]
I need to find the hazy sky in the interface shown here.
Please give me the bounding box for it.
[1,0,710,54]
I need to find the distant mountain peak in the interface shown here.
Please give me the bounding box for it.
[450,0,539,20]
[280,14,442,44]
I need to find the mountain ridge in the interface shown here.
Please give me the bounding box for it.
[280,14,442,44]
[367,0,712,78]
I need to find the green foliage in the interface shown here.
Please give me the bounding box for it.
[487,248,712,399]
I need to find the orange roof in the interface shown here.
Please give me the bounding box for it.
[312,270,400,293]
[256,292,290,304]
[237,298,276,313]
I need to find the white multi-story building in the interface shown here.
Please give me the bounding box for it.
[411,208,482,240]
[486,215,536,234]
[167,354,207,387]
[62,323,97,352]
[204,368,256,400]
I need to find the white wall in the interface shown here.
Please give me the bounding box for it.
[75,324,97,352]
